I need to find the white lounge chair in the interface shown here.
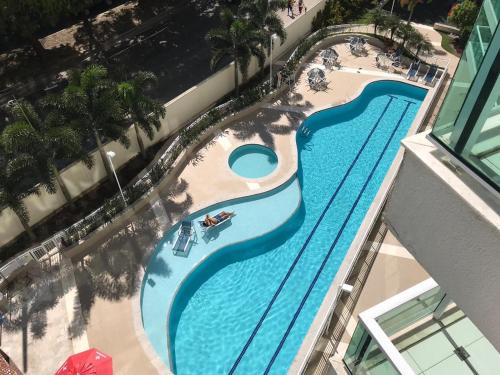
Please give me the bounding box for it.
[423,65,438,86]
[173,221,194,257]
[199,211,235,232]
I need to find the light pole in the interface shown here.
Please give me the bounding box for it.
[269,33,273,90]
[106,151,127,206]
[269,34,277,90]
[390,0,396,14]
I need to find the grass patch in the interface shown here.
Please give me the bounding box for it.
[438,31,460,57]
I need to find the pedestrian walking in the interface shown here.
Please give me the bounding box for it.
[287,0,294,17]
[298,0,304,14]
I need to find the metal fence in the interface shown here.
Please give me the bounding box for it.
[0,231,65,282]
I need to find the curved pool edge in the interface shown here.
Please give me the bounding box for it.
[139,174,302,371]
[290,81,440,373]
[138,77,431,373]
[165,175,304,371]
[302,77,428,118]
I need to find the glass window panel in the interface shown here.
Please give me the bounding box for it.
[432,0,498,145]
[431,0,499,191]
[461,76,500,186]
[344,323,371,373]
[356,341,399,375]
[376,287,445,336]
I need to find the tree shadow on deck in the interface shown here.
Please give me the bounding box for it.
[231,96,313,149]
[68,177,192,337]
[0,177,193,370]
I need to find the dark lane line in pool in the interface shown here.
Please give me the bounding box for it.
[227,96,396,375]
[263,100,415,375]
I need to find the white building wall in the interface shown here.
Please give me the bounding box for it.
[384,133,500,350]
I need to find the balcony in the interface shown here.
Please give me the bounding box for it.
[344,279,500,374]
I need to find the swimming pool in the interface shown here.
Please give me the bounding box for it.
[141,80,427,374]
[228,144,278,179]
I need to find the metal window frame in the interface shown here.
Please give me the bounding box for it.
[357,278,439,375]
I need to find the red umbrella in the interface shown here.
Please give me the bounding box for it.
[55,348,113,375]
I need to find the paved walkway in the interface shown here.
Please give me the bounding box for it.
[0,27,458,375]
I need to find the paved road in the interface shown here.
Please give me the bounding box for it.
[0,0,323,112]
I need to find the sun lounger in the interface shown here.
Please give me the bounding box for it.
[423,65,438,85]
[199,211,235,231]
[406,61,420,81]
[173,221,194,256]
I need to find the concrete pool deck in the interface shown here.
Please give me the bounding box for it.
[0,26,458,374]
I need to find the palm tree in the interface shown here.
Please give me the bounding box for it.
[380,14,401,41]
[400,0,431,24]
[366,6,387,35]
[239,0,287,73]
[2,100,94,206]
[58,65,129,182]
[407,30,432,58]
[117,71,166,159]
[395,22,415,47]
[206,8,266,96]
[0,147,39,240]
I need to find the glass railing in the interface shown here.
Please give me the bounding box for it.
[376,286,445,336]
[431,0,500,192]
[492,0,500,20]
[343,287,444,375]
[344,323,399,375]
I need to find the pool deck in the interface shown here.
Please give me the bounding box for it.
[0,25,459,375]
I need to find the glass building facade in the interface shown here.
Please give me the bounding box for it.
[431,0,500,192]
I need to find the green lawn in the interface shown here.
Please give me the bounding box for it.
[439,31,461,57]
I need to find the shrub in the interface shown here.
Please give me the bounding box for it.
[448,0,479,45]
[312,0,371,31]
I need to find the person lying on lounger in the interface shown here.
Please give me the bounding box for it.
[203,211,233,227]
[204,215,218,227]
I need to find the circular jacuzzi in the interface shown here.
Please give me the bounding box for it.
[228,144,278,179]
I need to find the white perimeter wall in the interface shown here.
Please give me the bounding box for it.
[384,133,500,350]
[0,1,326,247]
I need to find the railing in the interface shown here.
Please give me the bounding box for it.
[0,231,64,282]
[300,221,388,375]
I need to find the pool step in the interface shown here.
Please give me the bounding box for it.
[299,126,312,137]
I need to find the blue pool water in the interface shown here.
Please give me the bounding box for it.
[141,80,427,374]
[229,144,278,178]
